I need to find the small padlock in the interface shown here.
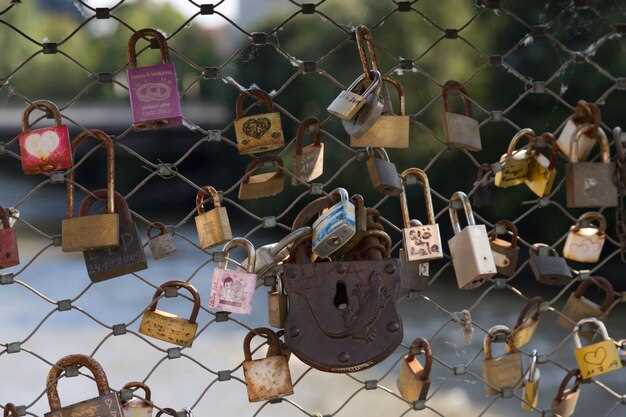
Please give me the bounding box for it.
[268,274,287,328]
[557,100,601,161]
[551,369,582,417]
[208,238,257,315]
[529,243,572,285]
[441,80,482,151]
[45,354,123,417]
[494,128,534,188]
[616,339,626,366]
[399,220,430,291]
[234,88,284,155]
[195,186,232,249]
[292,117,324,185]
[521,350,540,412]
[327,70,381,121]
[62,130,119,252]
[127,29,182,130]
[489,220,520,277]
[0,206,19,269]
[471,164,496,208]
[525,132,558,197]
[311,188,356,258]
[18,100,72,175]
[148,222,176,260]
[557,276,615,330]
[481,325,523,396]
[573,318,622,379]
[563,212,607,263]
[448,191,497,289]
[331,194,368,260]
[121,382,153,417]
[250,227,311,277]
[397,338,432,402]
[4,404,18,417]
[238,156,285,200]
[509,297,543,349]
[139,280,200,347]
[341,71,384,138]
[366,147,403,196]
[242,327,294,402]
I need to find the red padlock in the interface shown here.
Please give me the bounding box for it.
[0,206,19,269]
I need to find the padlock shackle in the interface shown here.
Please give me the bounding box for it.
[128,28,170,68]
[3,403,17,417]
[448,191,475,234]
[196,186,222,214]
[155,408,178,417]
[554,369,582,402]
[147,222,168,240]
[122,381,152,402]
[483,325,516,360]
[573,276,615,313]
[535,132,558,169]
[288,229,313,264]
[243,327,282,362]
[66,129,115,219]
[406,337,432,378]
[442,80,473,117]
[292,194,338,230]
[0,206,11,230]
[148,280,201,325]
[573,317,609,348]
[78,190,132,222]
[380,76,406,116]
[21,100,63,132]
[367,146,390,162]
[571,100,600,132]
[355,25,379,82]
[572,211,607,234]
[506,128,535,157]
[527,350,539,381]
[294,117,322,156]
[513,296,542,331]
[489,220,518,248]
[235,88,274,120]
[46,354,111,412]
[223,237,256,273]
[570,124,610,163]
[399,168,435,228]
[270,227,312,261]
[529,243,559,257]
[241,156,284,184]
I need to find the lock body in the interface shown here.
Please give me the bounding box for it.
[557,293,604,330]
[482,352,523,396]
[563,227,605,263]
[552,390,580,417]
[526,153,556,197]
[351,115,409,148]
[149,232,176,260]
[342,93,384,138]
[268,289,287,328]
[235,112,284,155]
[293,143,324,184]
[566,162,618,208]
[45,392,122,417]
[208,268,257,314]
[522,370,540,411]
[19,126,72,175]
[128,63,182,129]
[402,224,442,262]
[575,339,622,379]
[195,207,232,249]
[243,354,293,402]
[312,200,356,258]
[494,149,530,188]
[327,90,367,120]
[122,399,153,417]
[529,250,572,285]
[443,112,481,151]
[449,225,496,289]
[490,238,520,277]
[397,358,430,402]
[0,228,19,268]
[399,248,429,291]
[239,168,285,200]
[139,310,198,347]
[557,119,596,161]
[367,154,403,196]
[62,214,120,252]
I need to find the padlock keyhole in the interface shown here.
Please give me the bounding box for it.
[334,281,349,310]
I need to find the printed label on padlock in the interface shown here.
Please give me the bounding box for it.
[312,201,356,257]
[327,90,366,120]
[208,268,257,314]
[403,225,442,262]
[128,63,182,127]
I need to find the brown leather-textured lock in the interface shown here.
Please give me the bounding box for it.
[0,206,19,269]
[557,100,602,161]
[529,243,572,285]
[482,325,523,396]
[367,147,403,196]
[62,130,119,252]
[551,369,582,417]
[292,117,324,185]
[397,338,432,402]
[509,296,543,349]
[557,276,615,330]
[563,212,607,263]
[122,381,152,417]
[441,80,481,151]
[148,222,176,260]
[195,186,232,249]
[489,220,520,277]
[80,190,148,282]
[525,132,558,197]
[45,354,123,417]
[238,156,285,200]
[234,88,284,155]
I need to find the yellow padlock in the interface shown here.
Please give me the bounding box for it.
[521,350,540,412]
[573,317,622,379]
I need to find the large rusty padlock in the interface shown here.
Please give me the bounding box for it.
[481,325,523,396]
[0,206,19,269]
[509,296,543,349]
[551,369,582,417]
[121,382,153,417]
[292,117,324,184]
[397,338,432,402]
[529,243,572,285]
[562,212,607,264]
[441,80,482,151]
[234,88,284,155]
[238,156,285,200]
[557,100,602,161]
[195,185,232,249]
[489,220,520,277]
[557,276,615,330]
[366,147,403,196]
[494,128,534,188]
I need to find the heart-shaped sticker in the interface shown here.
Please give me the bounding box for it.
[25,130,60,159]
[242,117,271,139]
[583,346,607,365]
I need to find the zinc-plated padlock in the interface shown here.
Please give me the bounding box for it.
[441,80,482,151]
[366,147,403,196]
[494,128,534,188]
[509,297,543,349]
[234,88,284,155]
[529,243,572,285]
[563,212,607,263]
[327,70,381,121]
[525,132,558,197]
[341,71,384,138]
[481,325,523,396]
[556,100,601,161]
[489,220,520,277]
[573,317,622,379]
[551,369,582,417]
[148,222,176,260]
[397,338,432,402]
[557,276,615,330]
[521,350,540,412]
[311,188,356,258]
[292,117,324,185]
[268,274,287,328]
[195,186,232,249]
[121,382,153,417]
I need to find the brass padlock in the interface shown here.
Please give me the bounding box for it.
[573,318,622,379]
[566,125,618,208]
[481,325,523,396]
[400,220,430,291]
[509,296,543,349]
[242,327,293,402]
[268,274,287,328]
[351,76,409,148]
[195,185,232,249]
[471,164,496,208]
[489,220,520,277]
[397,338,432,402]
[529,243,572,285]
[441,80,481,151]
[139,280,200,347]
[234,88,284,155]
[557,276,615,330]
[45,354,123,417]
[148,222,176,260]
[525,132,558,197]
[494,128,534,188]
[551,369,582,417]
[239,156,285,200]
[448,191,497,289]
[563,212,607,263]
[557,100,601,161]
[62,130,119,252]
[521,350,540,412]
[122,382,153,417]
[292,117,324,185]
[366,147,403,196]
[311,188,356,258]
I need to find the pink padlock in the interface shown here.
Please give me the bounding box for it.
[127,29,182,130]
[0,206,19,269]
[18,100,72,175]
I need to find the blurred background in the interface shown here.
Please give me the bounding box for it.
[0,1,625,416]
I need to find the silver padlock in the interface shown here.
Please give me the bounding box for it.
[327,71,381,121]
[341,71,384,138]
[148,222,176,260]
[312,187,356,258]
[247,227,311,277]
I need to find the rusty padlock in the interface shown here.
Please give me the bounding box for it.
[489,220,520,277]
[148,222,176,260]
[441,80,481,151]
[292,117,324,185]
[234,88,284,155]
[557,276,615,330]
[563,212,607,264]
[494,128,534,188]
[122,382,153,417]
[0,206,19,269]
[557,100,601,161]
[509,296,543,349]
[481,325,523,396]
[238,156,285,200]
[529,243,572,285]
[366,147,403,196]
[551,369,582,417]
[397,338,432,402]
[195,186,232,249]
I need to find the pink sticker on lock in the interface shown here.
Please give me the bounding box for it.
[18,126,72,175]
[208,268,257,314]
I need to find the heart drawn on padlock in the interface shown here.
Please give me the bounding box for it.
[584,346,607,365]
[25,130,60,159]
[243,117,271,139]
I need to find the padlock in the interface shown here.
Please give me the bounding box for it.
[351,76,410,148]
[557,100,601,161]
[563,212,607,263]
[529,243,572,285]
[400,220,430,291]
[195,186,232,249]
[268,274,287,328]
[566,125,618,208]
[250,227,311,277]
[525,132,558,197]
[139,280,200,347]
[489,220,520,277]
[557,276,615,330]
[62,130,119,252]
[238,156,285,200]
[482,325,523,396]
[448,191,497,289]
[0,206,19,269]
[614,126,626,187]
[521,350,540,412]
[234,88,284,155]
[81,190,148,283]
[327,70,382,121]
[331,194,368,260]
[551,369,582,417]
[44,354,123,417]
[121,382,153,417]
[242,327,294,402]
[208,238,257,314]
[616,339,626,366]
[292,117,324,185]
[573,317,622,379]
[399,168,443,262]
[311,188,356,258]
[367,147,403,196]
[471,164,496,208]
[155,409,177,417]
[509,296,543,349]
[18,100,72,175]
[494,128,534,188]
[341,71,384,138]
[4,404,18,417]
[148,222,176,260]
[441,80,482,151]
[397,338,432,402]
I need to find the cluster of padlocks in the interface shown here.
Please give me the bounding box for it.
[2,25,626,417]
